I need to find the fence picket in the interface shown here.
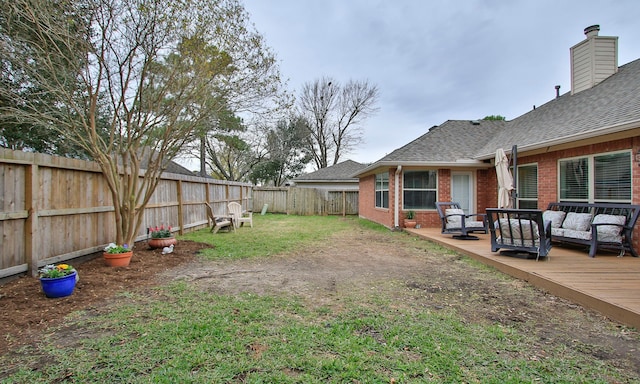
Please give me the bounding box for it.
[253,187,358,216]
[0,148,251,279]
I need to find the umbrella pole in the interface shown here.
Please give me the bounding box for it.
[511,145,518,208]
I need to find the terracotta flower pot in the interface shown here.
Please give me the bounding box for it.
[148,237,177,249]
[103,251,133,267]
[404,220,417,228]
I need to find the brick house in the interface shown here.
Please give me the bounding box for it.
[354,25,640,251]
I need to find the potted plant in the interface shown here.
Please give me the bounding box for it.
[404,210,417,228]
[103,243,133,267]
[148,225,177,249]
[38,263,78,298]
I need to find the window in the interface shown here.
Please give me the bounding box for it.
[517,164,538,209]
[559,158,588,200]
[375,172,389,208]
[559,151,631,203]
[595,152,631,201]
[403,170,437,209]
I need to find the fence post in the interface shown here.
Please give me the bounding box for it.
[25,163,39,277]
[177,180,184,235]
[205,179,211,204]
[225,184,230,209]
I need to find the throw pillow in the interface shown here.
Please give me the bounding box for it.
[592,214,626,242]
[542,210,566,228]
[445,208,464,228]
[561,212,592,232]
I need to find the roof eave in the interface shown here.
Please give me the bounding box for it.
[352,160,490,178]
[475,119,640,160]
[293,179,359,183]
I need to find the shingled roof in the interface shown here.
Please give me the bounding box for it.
[294,160,366,182]
[476,58,640,159]
[378,119,506,163]
[356,57,640,177]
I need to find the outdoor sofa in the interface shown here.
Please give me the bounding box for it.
[544,202,640,257]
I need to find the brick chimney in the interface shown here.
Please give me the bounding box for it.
[570,25,618,95]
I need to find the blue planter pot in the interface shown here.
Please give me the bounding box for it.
[40,271,77,298]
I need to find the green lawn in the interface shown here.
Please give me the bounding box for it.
[1,215,634,383]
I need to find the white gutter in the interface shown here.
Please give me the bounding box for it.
[394,165,402,228]
[353,160,490,178]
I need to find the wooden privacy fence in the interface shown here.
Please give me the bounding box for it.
[0,148,252,279]
[252,187,358,216]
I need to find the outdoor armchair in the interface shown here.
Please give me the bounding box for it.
[228,202,253,229]
[205,202,234,233]
[435,202,488,240]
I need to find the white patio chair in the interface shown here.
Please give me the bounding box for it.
[228,202,253,229]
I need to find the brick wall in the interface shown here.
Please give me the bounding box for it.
[358,173,394,228]
[477,168,494,212]
[358,135,640,254]
[517,137,640,253]
[517,137,634,208]
[362,168,496,229]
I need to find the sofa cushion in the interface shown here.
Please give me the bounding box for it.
[445,208,464,227]
[562,229,592,241]
[551,227,565,237]
[561,212,592,231]
[497,219,539,240]
[497,237,539,248]
[543,210,566,228]
[592,214,626,243]
[465,220,485,228]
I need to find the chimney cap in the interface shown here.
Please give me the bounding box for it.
[584,25,600,38]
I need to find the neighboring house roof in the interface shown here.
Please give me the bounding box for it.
[294,160,366,183]
[135,149,198,177]
[356,57,640,177]
[163,159,196,176]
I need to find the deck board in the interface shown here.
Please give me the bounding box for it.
[407,227,640,329]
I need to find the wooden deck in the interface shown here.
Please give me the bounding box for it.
[406,227,640,329]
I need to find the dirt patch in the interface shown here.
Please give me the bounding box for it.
[2,229,640,376]
[0,240,208,353]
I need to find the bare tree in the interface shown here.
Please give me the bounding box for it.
[0,0,270,247]
[298,77,379,169]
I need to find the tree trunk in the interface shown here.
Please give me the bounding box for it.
[199,137,207,177]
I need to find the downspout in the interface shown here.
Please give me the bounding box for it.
[394,165,402,228]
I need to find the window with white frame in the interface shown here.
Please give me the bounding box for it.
[375,172,389,208]
[517,164,538,209]
[559,151,631,203]
[403,170,437,209]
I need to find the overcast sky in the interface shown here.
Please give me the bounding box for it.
[240,0,640,165]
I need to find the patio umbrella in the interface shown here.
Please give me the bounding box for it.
[495,148,514,208]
